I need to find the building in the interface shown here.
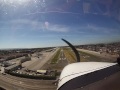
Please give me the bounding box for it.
[36,70,47,75]
[5,64,21,72]
[1,67,5,74]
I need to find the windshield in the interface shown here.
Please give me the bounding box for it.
[0,0,120,90]
[0,0,120,48]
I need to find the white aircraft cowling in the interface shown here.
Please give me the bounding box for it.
[57,62,117,89]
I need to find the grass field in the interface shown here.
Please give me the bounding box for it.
[41,48,68,71]
[61,47,105,62]
[50,49,61,64]
[79,51,103,62]
[63,48,102,62]
[63,48,76,63]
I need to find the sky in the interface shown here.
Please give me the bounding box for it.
[0,0,120,49]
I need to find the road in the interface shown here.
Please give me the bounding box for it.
[0,74,57,90]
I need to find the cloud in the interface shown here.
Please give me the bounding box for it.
[1,19,120,35]
[88,25,120,34]
[46,24,69,32]
[4,19,69,33]
[33,34,73,38]
[76,24,120,34]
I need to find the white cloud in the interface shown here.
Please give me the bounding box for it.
[77,24,120,34]
[2,19,120,34]
[7,19,69,33]
[46,24,69,32]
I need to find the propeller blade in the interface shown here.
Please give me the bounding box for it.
[62,38,80,62]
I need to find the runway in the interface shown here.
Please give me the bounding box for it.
[22,48,59,70]
[59,49,66,61]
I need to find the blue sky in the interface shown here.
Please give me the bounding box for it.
[0,0,120,49]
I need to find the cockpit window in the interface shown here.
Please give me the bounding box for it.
[0,1,120,90]
[0,0,120,48]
